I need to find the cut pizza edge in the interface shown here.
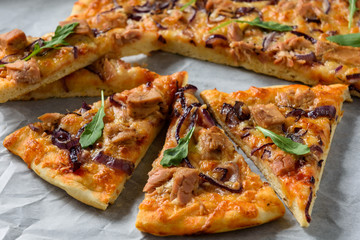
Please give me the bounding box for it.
[3,70,187,210]
[14,57,159,101]
[136,85,285,236]
[201,84,350,227]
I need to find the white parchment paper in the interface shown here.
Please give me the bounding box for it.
[1,1,360,239]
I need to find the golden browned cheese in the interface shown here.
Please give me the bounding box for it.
[3,71,187,210]
[201,84,350,227]
[70,0,360,96]
[136,87,285,236]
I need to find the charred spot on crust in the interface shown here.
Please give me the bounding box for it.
[305,187,313,223]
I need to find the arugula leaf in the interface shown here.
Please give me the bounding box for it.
[180,0,197,11]
[79,90,106,148]
[348,0,358,29]
[23,22,79,61]
[255,126,310,155]
[327,33,360,47]
[160,126,195,167]
[209,17,292,33]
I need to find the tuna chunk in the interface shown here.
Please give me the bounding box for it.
[38,113,64,125]
[170,168,199,205]
[127,87,163,118]
[251,104,285,128]
[277,88,315,108]
[89,10,127,31]
[59,19,92,37]
[103,123,137,144]
[315,41,360,65]
[198,126,233,160]
[6,59,41,84]
[271,155,296,176]
[143,168,176,193]
[227,23,243,42]
[0,29,27,54]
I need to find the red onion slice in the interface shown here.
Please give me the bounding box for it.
[262,32,277,51]
[335,65,343,73]
[295,52,317,63]
[346,73,360,83]
[324,0,331,14]
[251,143,274,155]
[94,151,134,175]
[291,31,317,44]
[205,34,228,48]
[307,105,336,119]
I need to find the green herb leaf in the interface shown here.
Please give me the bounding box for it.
[209,17,292,33]
[255,126,310,155]
[180,0,196,11]
[160,126,195,167]
[327,33,360,47]
[348,0,358,29]
[23,22,79,61]
[79,90,106,148]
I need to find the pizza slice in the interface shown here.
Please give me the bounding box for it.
[0,8,160,103]
[15,57,159,100]
[71,0,360,96]
[136,84,285,236]
[201,84,350,227]
[3,71,186,210]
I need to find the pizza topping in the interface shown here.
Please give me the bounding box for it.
[79,91,105,148]
[256,126,310,155]
[221,102,250,128]
[170,168,199,205]
[197,126,232,160]
[205,34,228,48]
[126,87,163,118]
[103,123,137,144]
[271,154,296,176]
[89,8,127,31]
[227,23,243,42]
[198,108,216,128]
[326,33,360,47]
[0,29,27,55]
[251,142,274,156]
[160,126,195,167]
[93,151,134,175]
[6,59,41,84]
[277,88,315,108]
[143,168,176,192]
[305,187,313,223]
[262,32,277,51]
[38,113,64,125]
[59,19,92,37]
[250,103,285,128]
[199,172,242,193]
[348,0,357,29]
[51,128,79,150]
[214,162,239,182]
[316,40,360,65]
[290,31,317,44]
[307,105,336,119]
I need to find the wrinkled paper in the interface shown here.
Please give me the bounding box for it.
[1,1,360,239]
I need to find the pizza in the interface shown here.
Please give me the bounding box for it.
[201,84,350,226]
[135,84,285,236]
[15,57,159,100]
[3,71,186,210]
[0,12,160,103]
[65,0,360,97]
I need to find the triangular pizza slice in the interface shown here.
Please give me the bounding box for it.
[201,84,350,226]
[136,84,285,236]
[15,57,159,100]
[3,70,186,210]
